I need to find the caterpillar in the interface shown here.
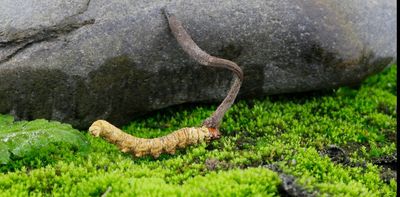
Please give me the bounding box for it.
[88,8,243,158]
[89,120,220,158]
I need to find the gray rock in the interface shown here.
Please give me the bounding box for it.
[0,0,396,128]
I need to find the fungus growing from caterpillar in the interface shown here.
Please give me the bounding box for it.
[88,8,243,158]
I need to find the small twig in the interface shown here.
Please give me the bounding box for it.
[101,186,112,197]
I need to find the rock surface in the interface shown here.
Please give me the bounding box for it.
[0,0,396,128]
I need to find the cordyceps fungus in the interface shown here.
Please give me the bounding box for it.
[88,8,243,158]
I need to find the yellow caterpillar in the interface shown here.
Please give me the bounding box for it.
[89,120,220,158]
[88,8,243,158]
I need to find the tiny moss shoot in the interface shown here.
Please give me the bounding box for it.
[0,65,396,196]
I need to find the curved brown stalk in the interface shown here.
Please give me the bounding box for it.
[163,9,243,130]
[88,8,243,158]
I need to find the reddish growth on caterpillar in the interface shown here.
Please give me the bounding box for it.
[88,8,243,158]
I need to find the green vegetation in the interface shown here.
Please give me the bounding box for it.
[0,117,89,171]
[0,65,397,196]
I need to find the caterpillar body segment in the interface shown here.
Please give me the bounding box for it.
[89,120,214,158]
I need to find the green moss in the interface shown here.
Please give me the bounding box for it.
[0,65,396,196]
[280,147,396,196]
[0,166,280,197]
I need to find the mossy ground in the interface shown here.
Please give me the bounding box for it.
[0,65,397,196]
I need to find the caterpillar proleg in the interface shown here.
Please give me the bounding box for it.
[88,8,243,158]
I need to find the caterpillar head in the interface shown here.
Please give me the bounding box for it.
[89,120,105,137]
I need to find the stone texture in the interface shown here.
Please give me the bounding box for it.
[0,0,396,128]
